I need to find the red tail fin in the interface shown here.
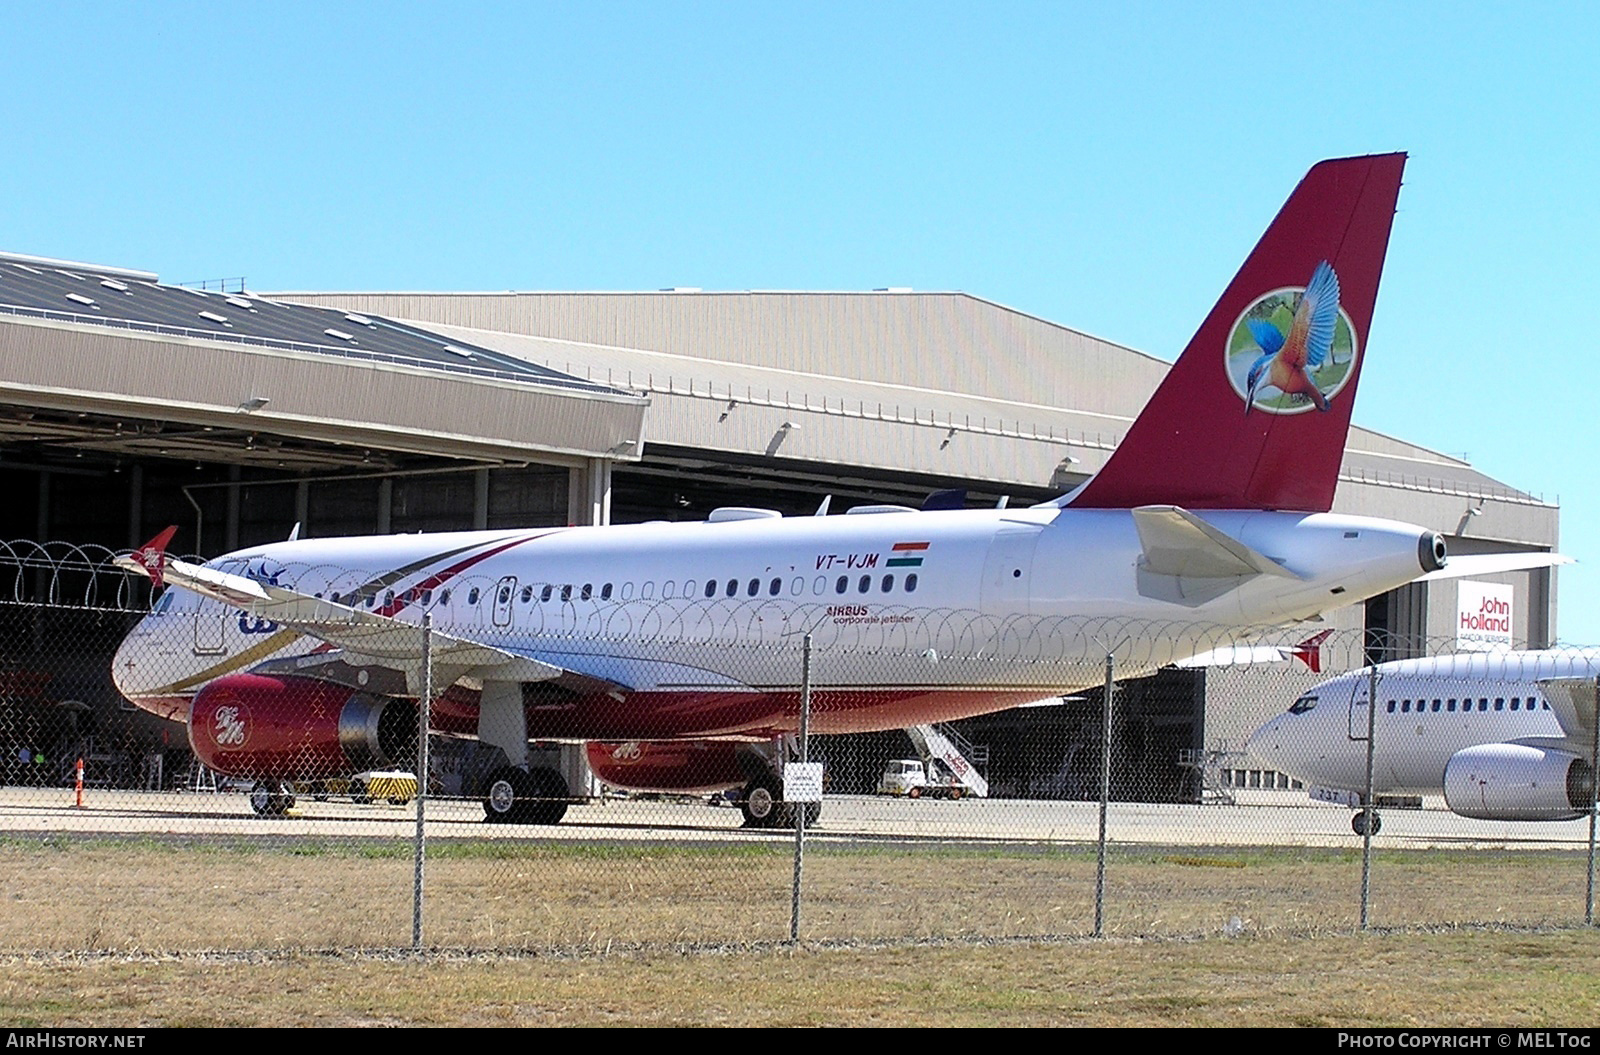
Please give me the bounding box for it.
[1067,154,1405,512]
[129,526,178,589]
[1289,629,1334,673]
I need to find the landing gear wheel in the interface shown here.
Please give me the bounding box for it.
[249,780,294,816]
[739,777,782,828]
[908,786,922,799]
[526,767,570,826]
[1352,809,1382,836]
[483,766,533,824]
[948,788,963,800]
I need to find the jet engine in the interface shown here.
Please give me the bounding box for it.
[585,739,750,794]
[189,672,416,780]
[1442,743,1595,821]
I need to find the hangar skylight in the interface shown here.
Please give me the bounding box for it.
[0,249,628,397]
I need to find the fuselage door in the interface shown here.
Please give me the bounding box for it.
[492,576,517,628]
[979,523,1042,617]
[193,601,226,655]
[1347,675,1371,741]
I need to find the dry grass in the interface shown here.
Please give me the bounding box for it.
[1,835,1592,951]
[0,930,1598,1027]
[1,835,1598,1025]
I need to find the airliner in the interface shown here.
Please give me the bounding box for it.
[110,153,1555,826]
[1246,650,1599,833]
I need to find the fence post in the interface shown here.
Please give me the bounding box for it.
[790,633,812,943]
[412,614,432,951]
[1095,652,1113,938]
[1587,676,1599,926]
[1359,663,1380,930]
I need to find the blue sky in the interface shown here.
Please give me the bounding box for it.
[4,3,1597,641]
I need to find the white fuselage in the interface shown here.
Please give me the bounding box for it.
[1246,650,1600,795]
[114,505,1440,739]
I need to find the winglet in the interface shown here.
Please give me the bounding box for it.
[1289,630,1334,673]
[122,526,178,589]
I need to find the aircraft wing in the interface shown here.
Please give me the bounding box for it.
[114,547,617,689]
[1415,551,1573,583]
[1530,677,1598,751]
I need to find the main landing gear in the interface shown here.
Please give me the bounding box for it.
[249,779,296,816]
[482,765,570,825]
[736,773,821,830]
[1352,809,1382,836]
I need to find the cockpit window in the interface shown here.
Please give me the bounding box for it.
[152,591,175,615]
[1288,694,1318,714]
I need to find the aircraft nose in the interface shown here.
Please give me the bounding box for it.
[1244,718,1281,764]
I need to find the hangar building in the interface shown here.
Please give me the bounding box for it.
[0,251,1562,798]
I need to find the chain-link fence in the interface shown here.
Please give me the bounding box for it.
[0,542,1595,953]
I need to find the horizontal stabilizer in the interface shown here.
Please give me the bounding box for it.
[1133,506,1299,607]
[1415,551,1573,583]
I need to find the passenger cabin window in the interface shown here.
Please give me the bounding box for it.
[747,578,759,597]
[581,584,593,601]
[561,585,573,602]
[439,589,450,605]
[726,579,738,598]
[520,586,533,603]
[467,588,480,606]
[881,574,894,592]
[835,576,848,594]
[768,577,781,596]
[541,585,553,602]
[601,583,613,601]
[704,580,717,599]
[906,573,918,592]
[857,575,870,593]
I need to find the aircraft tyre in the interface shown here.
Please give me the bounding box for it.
[739,776,782,828]
[249,780,294,816]
[908,786,922,799]
[483,766,533,824]
[1352,809,1381,836]
[526,767,570,825]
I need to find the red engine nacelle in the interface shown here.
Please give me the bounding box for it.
[586,740,751,794]
[189,673,416,781]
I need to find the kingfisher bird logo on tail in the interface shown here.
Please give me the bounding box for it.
[1066,153,1405,513]
[1234,260,1352,415]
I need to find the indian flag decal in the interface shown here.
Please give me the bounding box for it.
[887,541,929,567]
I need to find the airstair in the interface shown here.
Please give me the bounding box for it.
[906,723,990,797]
